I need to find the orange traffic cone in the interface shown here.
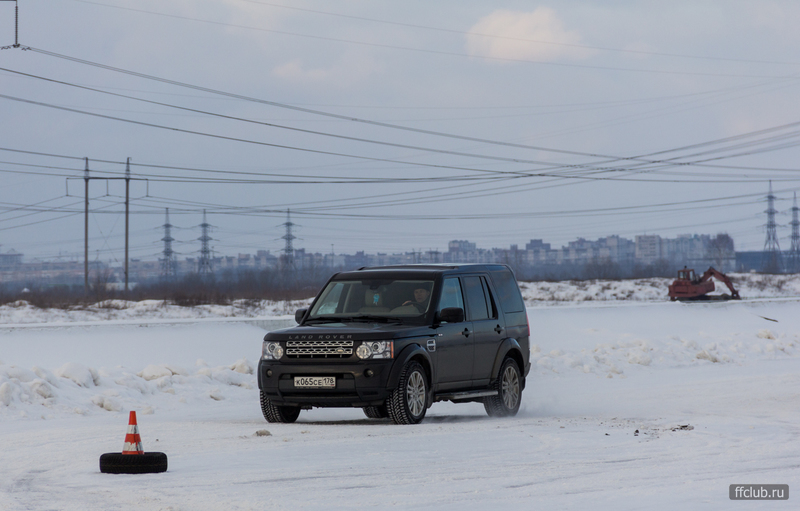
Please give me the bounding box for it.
[99,411,168,473]
[122,411,144,455]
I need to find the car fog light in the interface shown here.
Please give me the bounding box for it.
[365,369,374,377]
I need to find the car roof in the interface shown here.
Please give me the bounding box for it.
[332,263,510,280]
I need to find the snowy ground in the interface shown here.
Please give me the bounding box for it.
[1,293,799,509]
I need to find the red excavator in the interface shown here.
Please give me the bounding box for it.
[668,267,741,301]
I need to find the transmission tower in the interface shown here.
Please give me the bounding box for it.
[762,181,783,273]
[281,209,296,271]
[789,192,800,273]
[160,208,177,280]
[198,209,213,277]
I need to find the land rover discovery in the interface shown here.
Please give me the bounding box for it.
[258,264,530,425]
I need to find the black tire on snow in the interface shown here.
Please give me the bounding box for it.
[99,452,168,474]
[387,360,428,425]
[484,357,522,418]
[363,404,389,419]
[260,390,301,423]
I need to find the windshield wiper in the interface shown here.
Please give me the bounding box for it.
[304,317,344,324]
[340,315,405,324]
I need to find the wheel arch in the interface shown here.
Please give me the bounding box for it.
[490,338,526,390]
[387,343,433,390]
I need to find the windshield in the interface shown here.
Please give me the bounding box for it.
[308,279,434,320]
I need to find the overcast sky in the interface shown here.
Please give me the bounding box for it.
[2,0,800,263]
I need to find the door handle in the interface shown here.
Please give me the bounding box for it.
[494,325,503,334]
[462,328,471,337]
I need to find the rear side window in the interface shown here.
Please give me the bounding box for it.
[481,276,498,319]
[490,269,525,313]
[463,276,489,321]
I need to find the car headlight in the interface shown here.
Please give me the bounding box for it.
[262,341,284,360]
[356,341,393,360]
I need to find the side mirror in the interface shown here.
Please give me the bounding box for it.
[295,308,308,324]
[437,307,464,324]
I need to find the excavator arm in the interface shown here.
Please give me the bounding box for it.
[700,267,741,299]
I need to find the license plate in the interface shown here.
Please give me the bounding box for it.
[294,376,336,388]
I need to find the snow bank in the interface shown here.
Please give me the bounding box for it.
[0,358,258,419]
[530,330,798,379]
[0,298,312,324]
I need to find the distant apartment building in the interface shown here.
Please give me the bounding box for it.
[0,230,743,286]
[635,235,663,265]
[444,233,730,271]
[0,248,23,269]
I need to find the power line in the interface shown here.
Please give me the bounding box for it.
[235,0,800,67]
[22,48,792,165]
[0,92,566,178]
[0,67,576,170]
[13,51,800,186]
[63,0,796,77]
[9,51,800,188]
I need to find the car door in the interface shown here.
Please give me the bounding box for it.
[464,275,506,385]
[433,276,473,390]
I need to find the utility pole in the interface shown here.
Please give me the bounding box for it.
[74,158,145,294]
[84,157,89,293]
[125,157,130,291]
[763,180,782,273]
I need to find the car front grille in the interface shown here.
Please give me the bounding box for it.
[285,340,354,358]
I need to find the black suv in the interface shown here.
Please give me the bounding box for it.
[258,264,530,424]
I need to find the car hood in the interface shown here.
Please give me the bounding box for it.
[264,322,434,342]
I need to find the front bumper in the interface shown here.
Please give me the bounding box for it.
[258,360,394,408]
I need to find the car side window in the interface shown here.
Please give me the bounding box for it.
[463,276,489,321]
[490,269,525,313]
[438,277,465,312]
[481,276,498,319]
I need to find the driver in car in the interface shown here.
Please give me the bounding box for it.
[402,286,431,311]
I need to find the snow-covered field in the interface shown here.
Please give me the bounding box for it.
[1,281,799,509]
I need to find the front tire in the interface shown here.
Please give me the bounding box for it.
[387,361,428,425]
[260,390,301,423]
[484,358,522,417]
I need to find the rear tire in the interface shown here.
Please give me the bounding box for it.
[260,390,301,423]
[387,361,428,425]
[99,452,168,474]
[484,358,522,417]
[363,404,389,419]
